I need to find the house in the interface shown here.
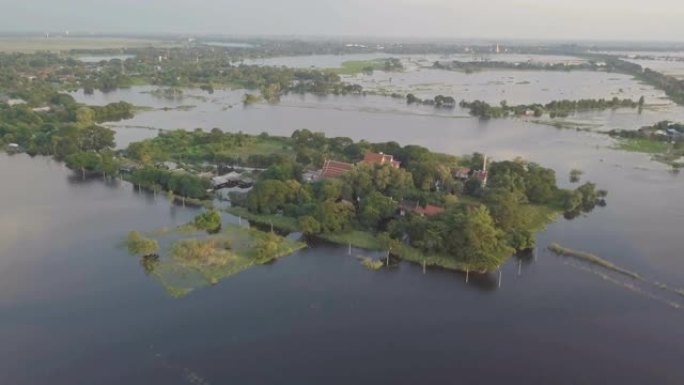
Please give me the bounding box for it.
[302,170,322,183]
[363,152,401,168]
[6,143,20,152]
[211,171,241,188]
[5,98,26,107]
[320,159,354,179]
[666,128,683,139]
[399,200,445,217]
[472,170,489,186]
[161,161,179,171]
[453,167,471,180]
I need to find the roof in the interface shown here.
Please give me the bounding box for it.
[453,167,471,178]
[399,200,445,217]
[321,160,354,179]
[472,170,489,181]
[363,152,401,168]
[211,171,241,186]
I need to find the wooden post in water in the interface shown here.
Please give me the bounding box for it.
[386,248,391,266]
[498,270,502,288]
[466,268,469,284]
[423,259,426,274]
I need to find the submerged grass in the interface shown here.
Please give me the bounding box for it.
[357,256,384,270]
[224,207,300,232]
[614,138,671,154]
[330,58,398,75]
[548,243,641,280]
[319,230,385,251]
[149,224,305,296]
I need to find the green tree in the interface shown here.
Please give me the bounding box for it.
[126,231,160,256]
[253,232,283,263]
[298,216,321,236]
[359,191,397,229]
[194,210,222,233]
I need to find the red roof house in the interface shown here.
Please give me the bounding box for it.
[363,152,401,168]
[399,200,445,217]
[320,159,354,179]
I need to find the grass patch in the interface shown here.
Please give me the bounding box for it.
[225,206,300,232]
[613,138,671,154]
[330,58,399,75]
[522,204,561,232]
[319,230,385,250]
[321,229,501,272]
[530,119,599,131]
[548,243,641,280]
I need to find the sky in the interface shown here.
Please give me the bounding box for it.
[1,0,683,41]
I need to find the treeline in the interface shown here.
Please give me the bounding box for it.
[459,97,643,119]
[0,93,128,157]
[433,60,600,73]
[0,49,366,104]
[126,167,211,200]
[609,121,684,141]
[589,55,684,106]
[406,93,456,108]
[124,128,280,166]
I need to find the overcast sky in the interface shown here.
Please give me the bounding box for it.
[2,0,683,41]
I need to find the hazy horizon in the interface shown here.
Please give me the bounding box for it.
[2,0,684,42]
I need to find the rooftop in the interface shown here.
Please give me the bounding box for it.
[363,152,401,168]
[321,159,354,179]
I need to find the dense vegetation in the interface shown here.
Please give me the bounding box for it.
[126,231,160,256]
[608,121,684,166]
[193,210,222,233]
[432,60,600,73]
[225,130,607,271]
[406,93,456,108]
[459,97,642,119]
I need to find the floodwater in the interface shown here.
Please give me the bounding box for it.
[75,54,136,63]
[244,53,587,69]
[4,60,684,384]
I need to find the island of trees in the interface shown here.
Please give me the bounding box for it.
[459,97,643,119]
[97,127,604,272]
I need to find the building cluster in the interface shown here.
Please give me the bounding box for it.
[300,152,490,218]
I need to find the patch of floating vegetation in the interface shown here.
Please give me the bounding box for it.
[530,119,600,131]
[565,262,681,310]
[548,243,641,280]
[549,242,684,306]
[129,218,305,297]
